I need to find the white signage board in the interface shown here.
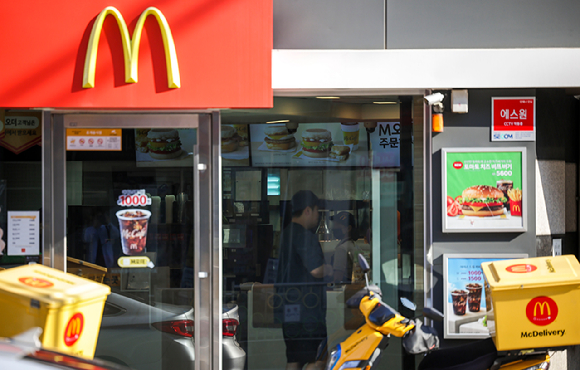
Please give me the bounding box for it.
[7,211,40,256]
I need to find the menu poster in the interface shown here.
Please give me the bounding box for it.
[135,128,196,168]
[442,148,526,233]
[7,211,40,256]
[443,254,527,339]
[221,124,250,167]
[369,122,400,168]
[0,180,6,255]
[250,122,369,167]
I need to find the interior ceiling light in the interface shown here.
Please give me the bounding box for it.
[266,119,290,124]
[372,101,397,104]
[316,96,340,99]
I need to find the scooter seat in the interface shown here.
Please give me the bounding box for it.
[418,337,497,370]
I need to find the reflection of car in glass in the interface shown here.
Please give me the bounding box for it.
[95,293,245,370]
[0,328,129,370]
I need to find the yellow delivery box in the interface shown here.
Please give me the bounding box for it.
[481,255,580,351]
[0,264,110,358]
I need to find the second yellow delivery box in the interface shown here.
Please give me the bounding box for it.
[481,255,580,351]
[0,264,110,359]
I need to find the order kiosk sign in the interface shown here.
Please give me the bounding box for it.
[491,97,536,142]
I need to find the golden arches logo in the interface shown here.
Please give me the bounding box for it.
[526,296,557,326]
[534,301,550,316]
[512,205,521,212]
[18,277,54,288]
[64,313,84,347]
[83,6,180,89]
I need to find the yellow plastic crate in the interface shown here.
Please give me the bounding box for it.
[0,264,110,359]
[482,255,580,351]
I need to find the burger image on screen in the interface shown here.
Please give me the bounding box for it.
[329,145,350,161]
[301,128,333,158]
[135,129,151,153]
[461,185,507,217]
[234,124,249,147]
[264,125,296,150]
[222,125,239,153]
[146,129,182,159]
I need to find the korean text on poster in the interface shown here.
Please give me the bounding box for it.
[491,97,535,142]
[443,254,527,339]
[7,211,40,256]
[443,148,526,233]
[370,122,400,168]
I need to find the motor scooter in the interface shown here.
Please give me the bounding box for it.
[324,254,551,370]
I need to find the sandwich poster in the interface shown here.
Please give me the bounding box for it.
[442,148,526,233]
[221,124,250,167]
[135,128,196,167]
[249,122,369,167]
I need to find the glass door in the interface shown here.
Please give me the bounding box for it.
[51,113,219,370]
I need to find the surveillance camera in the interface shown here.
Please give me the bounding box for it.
[364,122,377,133]
[424,92,445,105]
[286,121,298,134]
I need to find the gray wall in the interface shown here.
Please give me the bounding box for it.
[431,89,537,341]
[273,1,580,50]
[273,0,385,49]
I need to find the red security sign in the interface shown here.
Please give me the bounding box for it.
[526,296,558,326]
[506,264,537,273]
[492,97,536,141]
[64,313,84,346]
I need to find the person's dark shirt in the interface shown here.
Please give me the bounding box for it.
[277,222,325,286]
[276,222,327,324]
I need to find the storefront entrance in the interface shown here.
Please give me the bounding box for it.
[42,113,223,370]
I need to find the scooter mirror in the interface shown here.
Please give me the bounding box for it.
[400,297,417,311]
[423,307,445,322]
[358,254,370,273]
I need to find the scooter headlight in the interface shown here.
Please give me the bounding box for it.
[325,345,341,370]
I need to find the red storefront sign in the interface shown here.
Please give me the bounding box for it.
[491,97,536,141]
[0,1,272,109]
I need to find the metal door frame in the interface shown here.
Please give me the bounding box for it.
[42,112,221,370]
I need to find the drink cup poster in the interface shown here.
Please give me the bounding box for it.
[444,254,527,339]
[442,148,527,233]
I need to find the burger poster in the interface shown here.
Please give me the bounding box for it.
[221,124,250,167]
[249,122,369,167]
[442,148,526,233]
[135,128,196,167]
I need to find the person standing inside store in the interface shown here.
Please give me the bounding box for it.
[276,190,333,370]
[330,211,358,284]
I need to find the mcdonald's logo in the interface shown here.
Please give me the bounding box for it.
[506,264,537,273]
[526,296,558,326]
[18,277,54,288]
[83,6,180,89]
[512,205,521,212]
[64,313,84,347]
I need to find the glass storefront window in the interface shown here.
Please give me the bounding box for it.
[221,96,424,370]
[65,126,199,369]
[0,110,43,267]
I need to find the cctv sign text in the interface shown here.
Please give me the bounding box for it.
[491,97,536,142]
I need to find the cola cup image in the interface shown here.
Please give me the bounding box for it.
[116,209,151,255]
[466,283,483,312]
[451,289,468,316]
